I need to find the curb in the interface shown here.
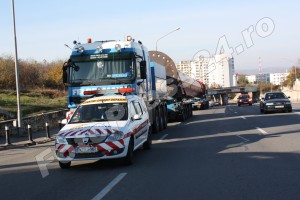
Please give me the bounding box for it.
[0,137,56,151]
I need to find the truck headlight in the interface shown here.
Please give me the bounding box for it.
[56,136,68,144]
[266,103,274,106]
[105,131,124,142]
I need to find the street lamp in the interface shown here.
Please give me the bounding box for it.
[11,0,22,135]
[155,27,180,51]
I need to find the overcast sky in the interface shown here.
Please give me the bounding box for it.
[1,0,299,73]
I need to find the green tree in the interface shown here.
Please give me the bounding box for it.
[283,66,299,87]
[237,75,249,86]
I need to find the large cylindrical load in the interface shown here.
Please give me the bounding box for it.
[149,51,203,99]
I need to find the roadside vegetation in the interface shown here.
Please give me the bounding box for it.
[0,55,67,121]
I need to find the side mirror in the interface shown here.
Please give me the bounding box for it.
[61,119,68,125]
[62,62,68,84]
[63,70,67,84]
[140,61,147,79]
[288,96,290,98]
[132,114,142,121]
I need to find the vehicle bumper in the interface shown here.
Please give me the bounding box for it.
[55,138,130,161]
[264,105,292,112]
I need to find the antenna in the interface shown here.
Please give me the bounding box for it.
[64,44,72,50]
[258,57,262,74]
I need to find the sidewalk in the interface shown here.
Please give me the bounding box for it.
[0,128,59,151]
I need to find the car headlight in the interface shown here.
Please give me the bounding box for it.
[285,102,291,105]
[105,131,124,142]
[56,136,68,144]
[266,103,274,106]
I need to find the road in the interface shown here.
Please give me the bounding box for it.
[1,103,300,200]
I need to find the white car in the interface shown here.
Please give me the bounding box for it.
[55,94,151,168]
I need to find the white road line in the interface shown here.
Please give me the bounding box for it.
[236,135,250,142]
[256,127,267,135]
[240,116,246,119]
[158,134,168,141]
[91,173,127,200]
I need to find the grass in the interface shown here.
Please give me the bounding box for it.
[0,89,67,121]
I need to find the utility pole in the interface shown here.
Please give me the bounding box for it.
[11,0,22,135]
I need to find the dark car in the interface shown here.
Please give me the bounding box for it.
[260,92,292,114]
[237,94,252,106]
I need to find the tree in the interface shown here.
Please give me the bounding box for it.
[0,55,16,89]
[44,60,65,89]
[237,75,249,86]
[282,66,299,87]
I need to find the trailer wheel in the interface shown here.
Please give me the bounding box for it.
[190,104,193,117]
[180,105,187,122]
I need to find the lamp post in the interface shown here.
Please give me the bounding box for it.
[155,27,180,51]
[11,0,22,135]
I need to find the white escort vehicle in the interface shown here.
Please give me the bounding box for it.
[55,90,151,168]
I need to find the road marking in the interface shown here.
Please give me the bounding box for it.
[236,135,250,142]
[227,135,250,149]
[256,127,267,135]
[91,173,127,200]
[158,134,168,141]
[240,116,246,119]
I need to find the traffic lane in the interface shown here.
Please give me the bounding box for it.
[226,103,300,131]
[104,109,300,200]
[0,143,135,200]
[226,102,300,153]
[1,106,300,200]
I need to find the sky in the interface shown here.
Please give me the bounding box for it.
[1,0,299,74]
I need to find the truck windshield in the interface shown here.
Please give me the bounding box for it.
[68,54,136,85]
[69,103,128,123]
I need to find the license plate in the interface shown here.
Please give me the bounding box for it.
[275,105,284,108]
[76,147,97,153]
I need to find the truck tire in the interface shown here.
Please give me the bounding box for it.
[123,137,134,165]
[143,127,152,150]
[162,105,168,129]
[159,106,163,131]
[153,109,160,133]
[59,161,71,169]
[180,105,187,122]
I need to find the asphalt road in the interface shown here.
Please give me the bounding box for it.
[1,103,300,200]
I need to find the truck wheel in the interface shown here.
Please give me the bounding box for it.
[153,109,160,133]
[180,106,187,122]
[190,104,193,117]
[59,161,71,169]
[162,106,168,129]
[123,138,134,165]
[159,107,163,131]
[143,127,152,150]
